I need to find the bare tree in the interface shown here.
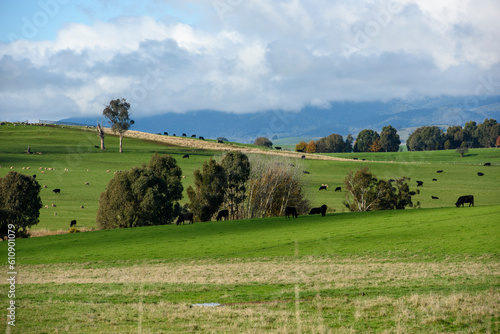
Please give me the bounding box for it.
[97,120,105,150]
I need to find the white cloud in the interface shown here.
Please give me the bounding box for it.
[0,0,499,121]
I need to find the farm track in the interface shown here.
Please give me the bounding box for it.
[105,128,353,162]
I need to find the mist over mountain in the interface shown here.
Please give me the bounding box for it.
[61,96,500,143]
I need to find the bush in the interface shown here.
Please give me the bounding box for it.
[254,137,273,148]
[69,227,80,233]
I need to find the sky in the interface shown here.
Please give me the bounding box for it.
[0,0,499,122]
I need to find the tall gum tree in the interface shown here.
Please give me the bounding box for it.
[103,98,135,153]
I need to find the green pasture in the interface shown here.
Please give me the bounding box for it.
[1,124,499,231]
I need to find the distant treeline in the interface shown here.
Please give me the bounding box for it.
[294,119,499,153]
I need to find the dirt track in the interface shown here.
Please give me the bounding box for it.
[107,128,354,162]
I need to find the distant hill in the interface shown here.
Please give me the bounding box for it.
[61,95,500,143]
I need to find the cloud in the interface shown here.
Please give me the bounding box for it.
[0,0,499,121]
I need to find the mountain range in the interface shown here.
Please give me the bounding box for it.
[61,96,500,143]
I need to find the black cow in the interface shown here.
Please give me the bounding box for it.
[70,220,77,227]
[320,204,327,217]
[176,213,194,225]
[199,136,204,140]
[275,147,282,150]
[285,206,298,218]
[353,157,358,160]
[182,133,187,137]
[335,187,341,192]
[477,172,484,176]
[183,154,189,159]
[431,196,439,199]
[319,185,328,191]
[217,140,224,144]
[303,171,310,174]
[301,155,305,159]
[484,163,491,166]
[455,195,474,207]
[432,178,437,181]
[164,132,168,135]
[191,134,196,138]
[94,145,99,148]
[173,134,176,136]
[437,170,443,173]
[53,188,61,194]
[416,181,424,187]
[216,209,229,221]
[309,207,321,215]
[32,174,36,179]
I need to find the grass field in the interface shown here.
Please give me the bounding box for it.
[0,123,499,333]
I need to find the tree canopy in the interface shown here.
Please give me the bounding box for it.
[379,125,401,152]
[315,133,346,153]
[0,171,42,237]
[254,137,273,148]
[354,129,380,152]
[103,98,135,153]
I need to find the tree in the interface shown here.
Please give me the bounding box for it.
[97,120,105,150]
[187,159,227,222]
[0,172,42,237]
[343,167,413,212]
[103,98,135,153]
[244,157,309,218]
[354,129,380,152]
[456,146,468,158]
[306,140,317,153]
[96,154,183,229]
[315,134,345,153]
[345,134,354,152]
[369,139,381,152]
[407,126,445,151]
[220,151,251,219]
[295,141,307,152]
[476,119,499,148]
[379,125,401,152]
[254,137,273,148]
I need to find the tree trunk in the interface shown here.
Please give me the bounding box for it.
[97,123,105,150]
[119,135,123,153]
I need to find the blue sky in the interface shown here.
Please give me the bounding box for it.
[0,0,499,122]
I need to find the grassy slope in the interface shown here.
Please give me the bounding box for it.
[2,124,499,231]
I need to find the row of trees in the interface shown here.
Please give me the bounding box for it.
[408,119,499,151]
[293,125,401,153]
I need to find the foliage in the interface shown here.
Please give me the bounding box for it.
[68,227,80,233]
[96,154,183,229]
[0,171,42,237]
[456,146,469,158]
[369,139,381,152]
[379,125,401,152]
[344,167,413,212]
[187,159,227,222]
[475,118,499,148]
[306,140,316,153]
[354,129,379,152]
[407,126,445,151]
[103,98,135,153]
[244,156,309,218]
[295,141,307,152]
[315,133,345,153]
[253,137,273,148]
[220,151,250,219]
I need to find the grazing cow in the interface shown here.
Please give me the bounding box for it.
[303,171,310,174]
[216,209,229,221]
[353,157,358,160]
[191,134,196,138]
[431,196,439,199]
[53,188,61,194]
[432,179,437,181]
[437,170,443,173]
[199,136,204,140]
[455,195,474,207]
[85,182,90,185]
[80,206,84,209]
[285,206,298,218]
[416,181,424,187]
[95,145,101,148]
[176,213,194,225]
[335,187,341,192]
[51,204,56,207]
[32,174,36,179]
[319,184,328,191]
[183,154,190,159]
[275,147,282,150]
[164,132,168,135]
[217,140,224,144]
[477,172,484,176]
[173,134,176,136]
[182,133,187,137]
[70,220,77,227]
[320,204,327,216]
[301,155,305,159]
[484,162,491,166]
[309,207,322,215]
